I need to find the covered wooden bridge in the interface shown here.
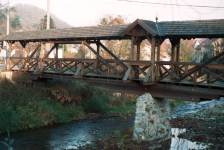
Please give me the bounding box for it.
[1,19,224,102]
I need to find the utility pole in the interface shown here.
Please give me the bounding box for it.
[47,0,50,30]
[5,0,9,50]
[46,0,50,54]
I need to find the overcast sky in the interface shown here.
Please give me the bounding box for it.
[1,0,224,27]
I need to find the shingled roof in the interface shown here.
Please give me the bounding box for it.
[1,19,224,42]
[120,19,224,38]
[1,24,129,41]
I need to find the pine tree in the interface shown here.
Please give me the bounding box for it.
[38,15,56,30]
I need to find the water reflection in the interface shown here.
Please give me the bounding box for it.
[0,116,209,150]
[171,128,208,150]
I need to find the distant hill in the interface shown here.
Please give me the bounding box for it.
[0,3,72,36]
[14,4,72,29]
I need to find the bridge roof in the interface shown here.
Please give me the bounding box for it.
[120,19,224,38]
[1,19,224,42]
[1,24,129,42]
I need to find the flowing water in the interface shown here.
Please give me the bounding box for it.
[0,69,223,149]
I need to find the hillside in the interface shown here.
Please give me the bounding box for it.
[14,4,72,29]
[0,3,72,36]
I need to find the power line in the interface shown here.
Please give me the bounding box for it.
[81,0,224,10]
[117,0,224,9]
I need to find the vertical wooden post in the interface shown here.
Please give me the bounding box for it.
[55,44,59,69]
[150,37,156,82]
[171,41,176,80]
[97,42,100,74]
[137,43,140,61]
[40,42,44,72]
[131,36,135,78]
[8,42,12,70]
[176,39,181,76]
[81,41,85,75]
[156,46,161,80]
[131,36,135,61]
[82,41,85,59]
[55,44,58,59]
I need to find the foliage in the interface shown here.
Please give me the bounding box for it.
[38,15,56,30]
[169,99,188,108]
[11,15,22,30]
[75,45,88,58]
[0,131,14,150]
[97,14,139,60]
[166,39,194,62]
[201,38,224,63]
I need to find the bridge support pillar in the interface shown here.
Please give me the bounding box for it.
[133,93,171,142]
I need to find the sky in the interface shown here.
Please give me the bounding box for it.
[1,0,224,27]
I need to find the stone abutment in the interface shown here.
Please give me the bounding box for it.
[132,93,171,142]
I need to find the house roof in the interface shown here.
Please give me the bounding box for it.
[195,39,214,50]
[1,24,129,42]
[1,19,224,42]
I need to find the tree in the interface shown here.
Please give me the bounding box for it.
[11,15,22,30]
[179,40,194,62]
[38,15,56,30]
[75,46,88,58]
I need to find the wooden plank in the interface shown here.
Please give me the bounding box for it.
[133,66,147,77]
[33,62,41,74]
[161,65,180,79]
[60,60,62,73]
[97,42,100,74]
[8,43,12,70]
[202,68,224,81]
[99,42,128,70]
[123,66,132,81]
[157,46,160,61]
[2,60,9,71]
[128,61,150,66]
[44,61,60,73]
[83,41,122,77]
[19,44,41,71]
[150,37,156,82]
[82,41,85,59]
[143,66,152,82]
[40,42,44,72]
[75,63,83,76]
[131,36,135,61]
[208,64,224,70]
[82,59,97,63]
[137,43,140,61]
[175,50,224,82]
[43,44,56,59]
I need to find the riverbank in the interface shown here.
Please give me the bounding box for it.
[0,77,137,134]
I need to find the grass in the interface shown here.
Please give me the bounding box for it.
[0,76,137,133]
[169,99,189,108]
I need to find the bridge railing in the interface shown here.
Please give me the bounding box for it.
[155,61,224,85]
[8,57,224,85]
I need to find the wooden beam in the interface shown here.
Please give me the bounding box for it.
[19,44,41,71]
[123,66,132,81]
[40,42,44,72]
[150,37,156,82]
[137,42,140,61]
[175,50,224,82]
[176,39,180,62]
[131,36,135,61]
[157,46,160,61]
[83,41,122,77]
[98,42,128,70]
[82,41,85,59]
[8,43,13,70]
[97,42,100,74]
[43,44,56,59]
